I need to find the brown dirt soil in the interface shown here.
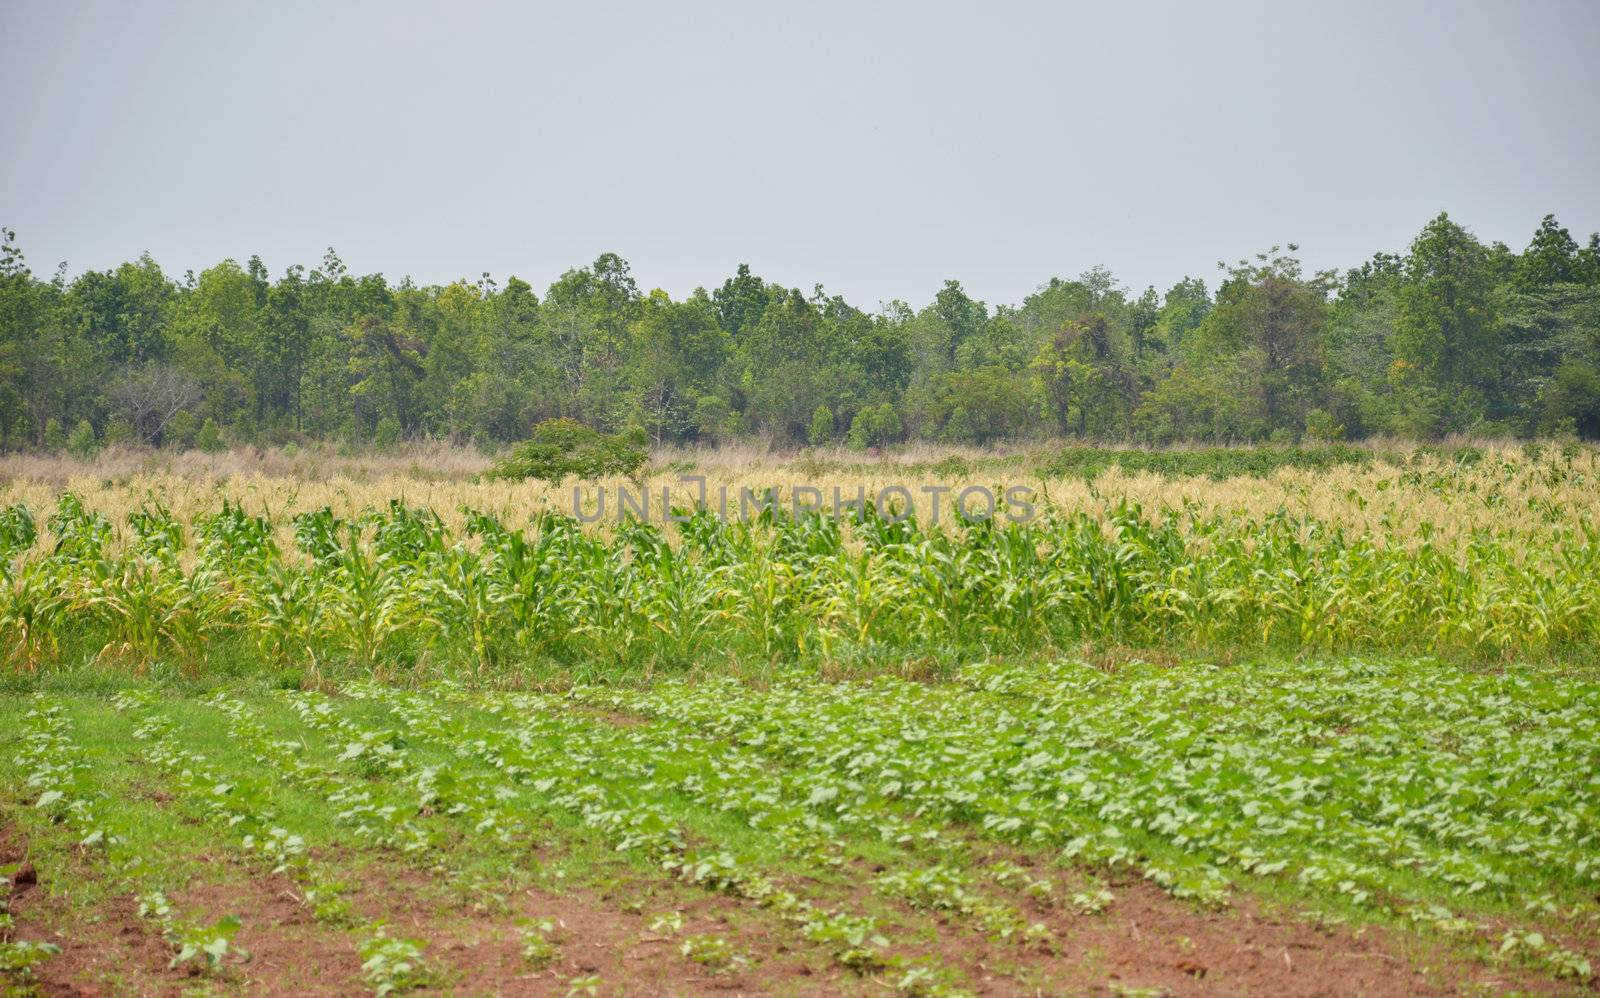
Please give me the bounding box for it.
[827,844,1585,997]
[3,837,851,997]
[5,823,1589,996]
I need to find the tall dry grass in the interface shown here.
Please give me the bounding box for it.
[0,439,1594,554]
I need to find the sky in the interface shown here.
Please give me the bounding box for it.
[3,0,1598,310]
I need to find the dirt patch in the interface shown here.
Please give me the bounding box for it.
[1026,875,1453,997]
[2,823,35,896]
[813,836,1582,997]
[10,847,853,996]
[178,874,366,995]
[7,890,175,997]
[905,862,1583,997]
[340,860,852,996]
[6,819,1583,997]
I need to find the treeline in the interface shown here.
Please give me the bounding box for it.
[1,211,1598,453]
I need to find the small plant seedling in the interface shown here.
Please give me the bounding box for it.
[517,917,562,967]
[0,931,62,988]
[169,914,245,973]
[137,891,174,921]
[679,933,745,972]
[360,928,436,995]
[302,880,356,928]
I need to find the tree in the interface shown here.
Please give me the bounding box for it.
[2,211,1595,453]
[0,228,36,447]
[489,418,647,483]
[808,405,834,445]
[1032,314,1133,437]
[712,264,772,337]
[542,253,641,429]
[1514,215,1581,291]
[196,417,226,452]
[737,289,824,442]
[626,292,728,444]
[846,404,901,450]
[108,363,202,445]
[67,419,97,458]
[1395,214,1500,430]
[1214,248,1330,434]
[1499,283,1600,436]
[934,368,1031,443]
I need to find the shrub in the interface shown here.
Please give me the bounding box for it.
[66,419,98,459]
[165,411,200,450]
[1304,408,1345,442]
[373,417,402,450]
[808,405,835,446]
[103,417,134,446]
[196,417,226,453]
[43,418,66,451]
[847,404,902,450]
[489,418,648,483]
[693,395,739,444]
[942,406,976,445]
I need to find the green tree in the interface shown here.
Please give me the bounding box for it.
[846,403,901,450]
[808,404,834,445]
[490,418,647,483]
[196,416,226,452]
[1514,215,1581,291]
[66,419,97,458]
[1032,314,1133,437]
[627,292,728,443]
[1395,213,1499,431]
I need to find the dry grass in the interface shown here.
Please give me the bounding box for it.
[0,440,496,486]
[0,439,1594,555]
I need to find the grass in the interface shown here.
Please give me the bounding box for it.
[1039,442,1382,479]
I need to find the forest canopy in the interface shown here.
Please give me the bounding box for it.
[2,211,1598,453]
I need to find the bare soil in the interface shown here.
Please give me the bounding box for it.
[4,823,1586,996]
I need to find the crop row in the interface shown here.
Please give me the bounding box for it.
[3,492,1598,676]
[566,656,1599,982]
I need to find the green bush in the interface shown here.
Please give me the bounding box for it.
[196,417,226,453]
[103,417,135,446]
[489,418,648,483]
[165,411,200,450]
[847,404,902,450]
[808,405,835,446]
[43,418,66,451]
[66,419,98,459]
[693,395,739,444]
[942,406,976,445]
[1304,408,1345,442]
[373,417,402,450]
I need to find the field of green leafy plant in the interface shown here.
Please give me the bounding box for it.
[3,655,1597,994]
[3,447,1600,994]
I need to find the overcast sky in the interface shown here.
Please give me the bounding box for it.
[3,0,1598,308]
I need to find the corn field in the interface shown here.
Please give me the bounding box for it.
[2,443,1598,677]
